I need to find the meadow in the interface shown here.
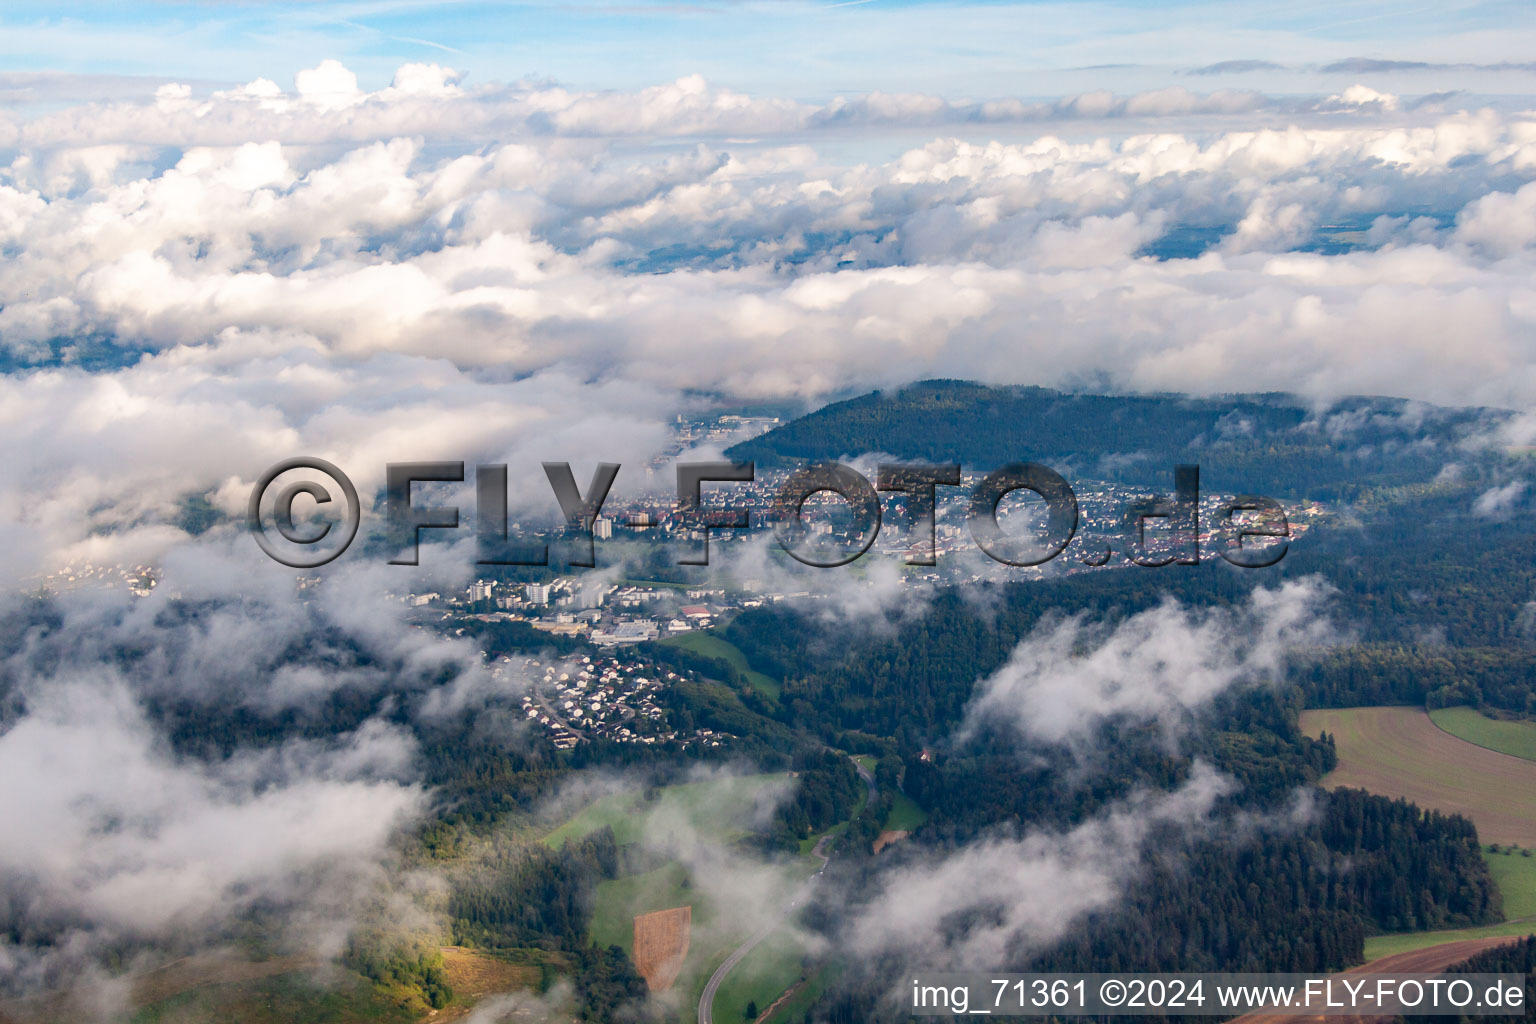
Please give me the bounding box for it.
[1429,706,1536,762]
[661,631,782,702]
[541,772,790,849]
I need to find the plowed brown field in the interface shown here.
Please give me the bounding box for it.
[633,905,692,993]
[1301,706,1536,847]
[1228,934,1525,1024]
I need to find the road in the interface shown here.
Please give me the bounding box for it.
[853,756,876,804]
[698,755,873,1024]
[696,900,800,1024]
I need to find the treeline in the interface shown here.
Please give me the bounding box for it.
[1299,646,1536,716]
[893,681,1338,847]
[723,569,1274,750]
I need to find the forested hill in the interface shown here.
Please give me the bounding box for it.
[725,380,1504,499]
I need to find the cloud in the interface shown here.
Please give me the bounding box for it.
[0,520,536,1003]
[3,63,1536,583]
[1184,59,1536,77]
[0,71,209,108]
[0,675,423,995]
[0,57,1458,154]
[1185,60,1289,76]
[530,763,819,1018]
[1317,84,1400,113]
[1472,479,1528,519]
[457,984,575,1023]
[1,79,1532,404]
[961,578,1336,749]
[847,763,1232,970]
[1320,59,1536,75]
[1455,180,1536,256]
[0,337,676,579]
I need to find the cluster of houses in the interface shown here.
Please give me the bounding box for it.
[43,562,161,597]
[506,653,731,751]
[403,576,760,645]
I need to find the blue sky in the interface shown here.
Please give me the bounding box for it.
[3,0,1536,100]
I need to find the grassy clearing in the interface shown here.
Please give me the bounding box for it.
[566,771,810,1012]
[711,930,809,1024]
[1300,706,1536,847]
[1430,707,1536,763]
[591,862,714,952]
[1486,844,1536,920]
[125,951,560,1024]
[571,758,862,1020]
[542,772,790,849]
[661,631,781,702]
[764,962,844,1024]
[884,791,928,832]
[596,863,813,1013]
[432,948,562,1022]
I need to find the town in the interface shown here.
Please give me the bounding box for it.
[36,412,1328,754]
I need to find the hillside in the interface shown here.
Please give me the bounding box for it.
[726,380,1501,498]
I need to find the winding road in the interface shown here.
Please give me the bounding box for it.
[697,756,875,1024]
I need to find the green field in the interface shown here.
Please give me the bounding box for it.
[1430,707,1536,762]
[554,763,866,1022]
[1363,918,1536,960]
[1486,844,1536,920]
[661,631,781,702]
[591,861,714,952]
[549,771,823,1018]
[884,791,928,832]
[542,772,789,849]
[764,962,843,1024]
[677,856,829,1022]
[1302,707,1536,961]
[711,929,809,1024]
